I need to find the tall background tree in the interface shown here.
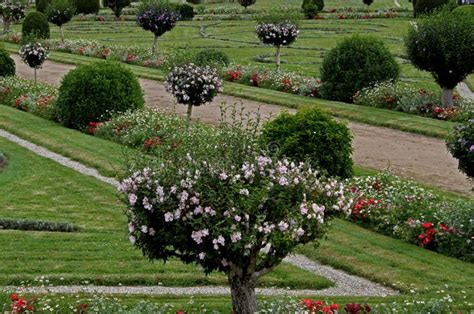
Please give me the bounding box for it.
[405,8,474,107]
[104,0,131,18]
[237,0,255,11]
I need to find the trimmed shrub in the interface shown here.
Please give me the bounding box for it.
[73,0,100,14]
[36,0,51,13]
[238,0,255,10]
[363,0,374,6]
[447,115,474,178]
[414,0,448,16]
[56,61,144,130]
[261,108,353,178]
[22,11,50,40]
[320,35,399,103]
[0,218,79,232]
[452,4,474,16]
[302,0,318,18]
[105,0,131,18]
[176,3,194,20]
[0,49,15,77]
[194,49,229,67]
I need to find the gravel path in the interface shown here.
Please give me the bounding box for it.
[11,56,473,196]
[0,129,119,188]
[458,82,474,101]
[0,128,397,297]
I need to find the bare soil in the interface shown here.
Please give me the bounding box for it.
[11,56,473,197]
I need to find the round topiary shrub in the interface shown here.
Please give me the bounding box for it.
[35,0,51,13]
[73,0,100,14]
[261,108,353,178]
[194,49,229,67]
[320,35,399,103]
[176,3,194,20]
[0,49,15,77]
[22,11,50,40]
[414,0,448,16]
[56,61,144,130]
[452,4,474,17]
[447,115,474,179]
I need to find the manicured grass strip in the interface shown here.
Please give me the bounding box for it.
[2,42,457,138]
[297,219,474,299]
[0,137,332,289]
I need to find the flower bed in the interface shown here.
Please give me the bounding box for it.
[0,76,57,120]
[353,81,472,122]
[348,172,473,262]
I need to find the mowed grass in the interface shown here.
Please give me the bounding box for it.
[0,137,333,289]
[11,17,472,91]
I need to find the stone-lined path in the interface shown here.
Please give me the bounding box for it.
[11,56,473,197]
[0,128,397,297]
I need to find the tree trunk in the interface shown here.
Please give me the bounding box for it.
[34,68,37,84]
[275,45,281,72]
[3,19,10,34]
[442,87,453,108]
[60,26,64,43]
[152,35,158,55]
[186,103,193,129]
[229,273,257,314]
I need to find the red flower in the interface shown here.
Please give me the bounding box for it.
[225,69,242,82]
[250,73,261,87]
[10,294,19,301]
[330,303,339,310]
[345,303,362,314]
[421,222,433,229]
[303,299,313,310]
[144,136,162,150]
[87,121,102,135]
[126,54,136,63]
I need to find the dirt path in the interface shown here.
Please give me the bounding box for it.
[12,56,473,197]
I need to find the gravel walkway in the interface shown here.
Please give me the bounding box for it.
[458,82,474,101]
[0,129,119,188]
[0,128,397,297]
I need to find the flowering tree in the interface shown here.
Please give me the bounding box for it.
[165,63,222,123]
[136,0,180,55]
[405,9,474,107]
[119,119,351,312]
[105,0,131,18]
[256,11,299,72]
[45,0,75,43]
[19,42,48,83]
[0,2,25,33]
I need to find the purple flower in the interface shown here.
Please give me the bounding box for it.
[470,145,474,153]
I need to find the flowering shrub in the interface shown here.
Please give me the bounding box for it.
[0,76,57,120]
[165,63,222,121]
[136,0,180,53]
[19,42,48,70]
[353,81,470,121]
[348,172,473,262]
[118,109,351,312]
[446,115,474,178]
[223,64,321,97]
[8,293,35,313]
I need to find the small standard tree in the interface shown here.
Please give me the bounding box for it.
[0,2,25,33]
[363,0,374,7]
[119,126,351,313]
[256,10,299,72]
[165,63,222,124]
[105,0,131,18]
[136,0,180,55]
[45,0,75,43]
[20,41,48,83]
[238,0,255,11]
[405,9,474,107]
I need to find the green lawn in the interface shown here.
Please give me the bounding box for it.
[0,136,333,289]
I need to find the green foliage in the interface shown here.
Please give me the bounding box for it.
[452,4,474,16]
[414,0,448,16]
[315,0,324,10]
[194,49,230,67]
[105,0,131,18]
[35,0,51,13]
[56,61,144,130]
[0,49,15,77]
[0,218,79,232]
[175,3,194,20]
[405,9,474,90]
[256,8,301,25]
[22,11,50,40]
[73,0,100,14]
[0,151,6,169]
[261,108,353,178]
[238,0,256,9]
[446,115,474,178]
[320,35,399,103]
[302,0,318,18]
[363,0,374,6]
[45,0,75,27]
